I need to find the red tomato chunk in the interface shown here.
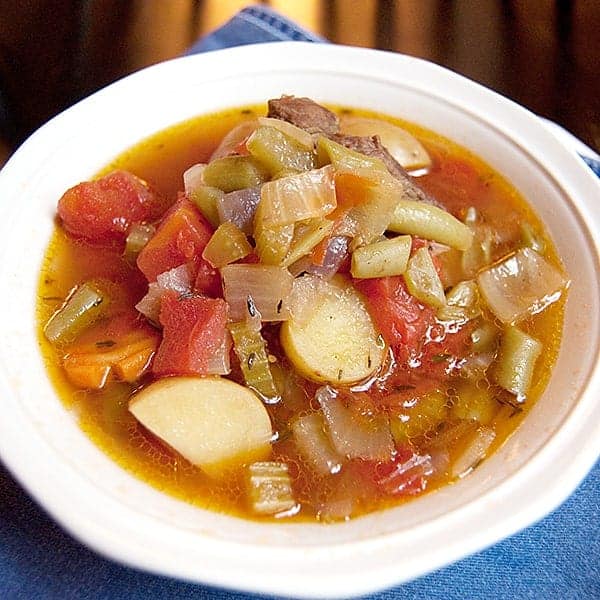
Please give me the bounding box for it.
[152,291,228,377]
[57,170,165,243]
[137,196,214,282]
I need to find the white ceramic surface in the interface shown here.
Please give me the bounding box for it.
[0,43,599,598]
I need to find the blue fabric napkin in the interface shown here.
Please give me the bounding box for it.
[1,5,598,599]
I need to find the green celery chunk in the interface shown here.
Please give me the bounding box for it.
[202,222,252,268]
[247,461,296,515]
[405,247,446,308]
[247,126,316,178]
[228,318,279,402]
[190,185,223,227]
[124,223,155,259]
[44,281,109,345]
[493,325,542,399]
[203,156,269,192]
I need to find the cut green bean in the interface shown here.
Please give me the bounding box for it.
[493,325,542,398]
[44,281,108,345]
[350,235,412,278]
[190,185,223,227]
[405,247,446,308]
[203,155,269,192]
[388,200,474,251]
[247,126,316,178]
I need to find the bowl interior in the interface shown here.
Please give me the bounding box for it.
[0,43,598,597]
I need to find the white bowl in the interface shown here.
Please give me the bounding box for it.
[0,42,599,598]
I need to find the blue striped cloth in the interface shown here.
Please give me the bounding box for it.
[1,6,598,599]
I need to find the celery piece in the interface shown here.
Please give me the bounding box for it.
[44,281,108,345]
[470,322,499,353]
[388,200,474,251]
[493,325,542,398]
[247,461,296,515]
[451,381,498,425]
[202,222,252,268]
[520,222,546,253]
[228,319,280,403]
[437,280,481,322]
[124,223,155,259]
[254,218,294,266]
[280,219,333,267]
[390,388,448,443]
[405,247,446,308]
[350,235,412,279]
[203,155,269,192]
[190,185,223,227]
[247,126,316,178]
[316,136,388,178]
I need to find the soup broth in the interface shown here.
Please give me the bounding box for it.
[37,100,567,522]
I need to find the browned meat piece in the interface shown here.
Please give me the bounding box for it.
[267,95,340,136]
[332,134,438,205]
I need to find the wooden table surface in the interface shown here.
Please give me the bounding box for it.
[0,0,599,165]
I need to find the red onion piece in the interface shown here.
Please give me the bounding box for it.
[217,187,261,235]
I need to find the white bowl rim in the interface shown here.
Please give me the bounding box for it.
[0,42,599,598]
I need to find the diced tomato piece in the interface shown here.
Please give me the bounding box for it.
[152,291,228,377]
[355,276,435,356]
[357,444,433,497]
[193,259,222,297]
[57,170,166,244]
[137,196,214,282]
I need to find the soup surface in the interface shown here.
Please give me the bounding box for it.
[37,97,568,522]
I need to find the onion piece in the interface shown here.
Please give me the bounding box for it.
[210,119,258,161]
[292,412,344,475]
[258,165,337,228]
[287,274,330,326]
[217,187,261,235]
[204,329,232,376]
[183,163,206,195]
[316,386,395,462]
[339,115,431,170]
[135,264,192,322]
[451,425,496,478]
[221,264,293,322]
[477,248,568,323]
[257,116,314,150]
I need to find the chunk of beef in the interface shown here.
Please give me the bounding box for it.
[267,95,340,136]
[332,134,437,205]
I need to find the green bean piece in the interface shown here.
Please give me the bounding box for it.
[316,136,387,176]
[493,325,542,399]
[190,185,223,227]
[203,155,269,192]
[350,235,412,279]
[388,200,474,251]
[228,319,280,403]
[247,126,316,178]
[405,247,446,308]
[44,281,108,345]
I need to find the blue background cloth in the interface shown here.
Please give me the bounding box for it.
[1,6,598,599]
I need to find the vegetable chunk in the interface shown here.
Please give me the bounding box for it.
[129,377,273,478]
[281,276,384,384]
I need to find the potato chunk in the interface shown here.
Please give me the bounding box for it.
[129,376,273,478]
[281,277,384,385]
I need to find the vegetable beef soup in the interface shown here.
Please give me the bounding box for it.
[37,97,569,522]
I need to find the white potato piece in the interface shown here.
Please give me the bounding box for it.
[129,376,272,478]
[280,276,384,385]
[339,115,431,170]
